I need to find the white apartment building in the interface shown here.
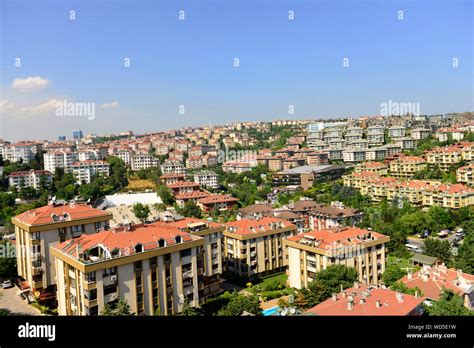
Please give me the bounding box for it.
[193,171,219,189]
[44,151,79,173]
[342,148,366,163]
[131,154,161,171]
[388,126,406,138]
[72,160,110,184]
[113,150,132,166]
[8,170,53,190]
[410,128,431,140]
[161,160,186,175]
[1,141,42,163]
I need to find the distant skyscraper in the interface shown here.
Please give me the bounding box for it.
[58,135,66,141]
[73,130,83,139]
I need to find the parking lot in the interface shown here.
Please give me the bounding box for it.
[0,286,41,316]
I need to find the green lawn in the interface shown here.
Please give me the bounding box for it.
[250,272,287,291]
[387,255,419,271]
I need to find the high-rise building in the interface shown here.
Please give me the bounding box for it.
[73,130,84,139]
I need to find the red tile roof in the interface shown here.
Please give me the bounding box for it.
[54,222,199,259]
[306,285,424,316]
[400,266,474,300]
[14,204,110,226]
[287,227,387,250]
[167,181,200,189]
[225,217,295,235]
[175,191,210,200]
[198,194,239,205]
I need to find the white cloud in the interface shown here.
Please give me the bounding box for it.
[11,76,51,90]
[0,98,61,115]
[100,101,119,109]
[19,99,61,114]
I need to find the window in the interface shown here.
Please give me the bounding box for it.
[103,284,117,296]
[134,261,142,271]
[72,225,83,233]
[102,267,116,277]
[86,289,97,301]
[180,249,191,258]
[149,257,157,268]
[85,271,96,282]
[94,222,102,231]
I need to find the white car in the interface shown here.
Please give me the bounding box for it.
[2,280,13,289]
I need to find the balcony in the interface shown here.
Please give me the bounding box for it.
[32,280,43,289]
[32,252,41,261]
[211,258,219,265]
[183,270,193,279]
[83,297,97,307]
[184,286,194,296]
[32,266,42,275]
[250,251,257,257]
[104,292,118,303]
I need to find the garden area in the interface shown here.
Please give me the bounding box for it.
[245,272,295,301]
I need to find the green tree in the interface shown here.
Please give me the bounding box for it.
[156,185,175,206]
[382,264,407,287]
[132,203,150,222]
[100,299,132,316]
[0,242,17,278]
[295,265,358,309]
[427,290,473,316]
[179,200,202,218]
[424,238,452,263]
[218,292,262,316]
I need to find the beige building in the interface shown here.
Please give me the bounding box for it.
[425,146,463,171]
[12,203,112,296]
[223,217,298,278]
[457,164,474,186]
[389,156,427,178]
[51,222,215,316]
[354,162,388,175]
[284,227,389,289]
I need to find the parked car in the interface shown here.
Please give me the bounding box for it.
[2,280,13,289]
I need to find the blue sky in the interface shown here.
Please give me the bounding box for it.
[0,0,472,141]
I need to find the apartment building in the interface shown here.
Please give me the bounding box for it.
[175,191,210,208]
[425,146,463,171]
[305,284,424,316]
[354,162,388,175]
[44,151,78,173]
[161,160,186,175]
[12,203,112,296]
[160,173,186,186]
[164,218,225,300]
[131,154,161,171]
[342,147,366,163]
[221,161,254,173]
[388,126,406,138]
[167,181,200,195]
[193,171,219,189]
[344,173,474,208]
[394,137,417,150]
[410,128,431,140]
[308,203,364,230]
[365,147,387,161]
[457,164,474,186]
[224,217,298,277]
[72,160,110,184]
[435,128,465,142]
[186,156,203,169]
[197,194,239,213]
[389,156,427,178]
[1,141,42,163]
[422,183,474,209]
[8,170,53,190]
[51,223,206,315]
[284,227,390,289]
[113,150,132,166]
[366,126,385,146]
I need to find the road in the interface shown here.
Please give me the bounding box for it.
[0,287,41,316]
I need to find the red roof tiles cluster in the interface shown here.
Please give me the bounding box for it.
[225,217,294,235]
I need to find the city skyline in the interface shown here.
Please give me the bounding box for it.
[1,0,472,141]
